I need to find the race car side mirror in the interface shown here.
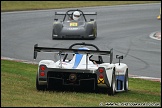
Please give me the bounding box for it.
[116,55,123,59]
[58,53,65,56]
[116,55,123,65]
[54,19,58,21]
[33,44,38,60]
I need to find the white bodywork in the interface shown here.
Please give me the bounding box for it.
[38,53,128,89]
[35,43,129,95]
[115,63,128,75]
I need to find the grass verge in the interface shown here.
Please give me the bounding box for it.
[1,1,160,12]
[1,59,161,107]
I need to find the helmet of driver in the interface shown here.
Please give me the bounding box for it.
[73,11,81,21]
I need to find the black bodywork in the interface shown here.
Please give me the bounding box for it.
[52,9,97,40]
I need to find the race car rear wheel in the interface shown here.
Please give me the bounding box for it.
[108,69,116,95]
[124,69,128,92]
[36,75,47,91]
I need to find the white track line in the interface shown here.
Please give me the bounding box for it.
[149,31,161,40]
[129,74,161,82]
[1,56,38,64]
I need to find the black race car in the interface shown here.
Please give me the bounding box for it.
[52,9,97,40]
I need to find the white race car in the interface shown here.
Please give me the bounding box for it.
[34,42,128,95]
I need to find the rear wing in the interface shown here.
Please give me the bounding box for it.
[55,9,97,22]
[34,44,113,64]
[55,12,97,15]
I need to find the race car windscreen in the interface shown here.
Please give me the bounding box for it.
[54,11,97,22]
[64,11,85,22]
[53,45,111,64]
[34,43,112,64]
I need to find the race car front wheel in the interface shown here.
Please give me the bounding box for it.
[124,69,128,92]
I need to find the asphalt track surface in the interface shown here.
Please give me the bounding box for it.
[1,3,161,79]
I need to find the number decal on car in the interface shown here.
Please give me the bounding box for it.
[70,22,78,26]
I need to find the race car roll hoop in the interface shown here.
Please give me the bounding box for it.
[34,42,113,69]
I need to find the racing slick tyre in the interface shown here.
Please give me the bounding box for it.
[91,29,97,40]
[124,69,128,92]
[36,75,47,91]
[52,32,55,40]
[108,69,116,95]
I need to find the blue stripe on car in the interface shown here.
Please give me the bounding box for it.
[72,54,83,69]
[116,75,125,90]
[72,47,89,69]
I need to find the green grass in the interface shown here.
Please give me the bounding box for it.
[1,59,161,107]
[1,1,160,12]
